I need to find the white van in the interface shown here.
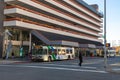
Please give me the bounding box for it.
[107,49,116,57]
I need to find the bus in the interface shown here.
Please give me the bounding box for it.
[31,46,75,62]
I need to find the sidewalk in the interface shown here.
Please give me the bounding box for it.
[0,58,30,64]
[106,63,120,74]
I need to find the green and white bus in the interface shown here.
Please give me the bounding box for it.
[31,46,75,62]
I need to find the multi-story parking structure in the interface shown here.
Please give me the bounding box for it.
[0,0,103,57]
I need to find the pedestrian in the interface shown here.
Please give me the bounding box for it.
[79,51,83,66]
[11,52,14,59]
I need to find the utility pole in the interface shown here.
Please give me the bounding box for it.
[104,0,107,69]
[118,40,120,55]
[0,0,5,58]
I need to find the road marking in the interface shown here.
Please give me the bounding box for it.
[0,65,107,74]
[112,68,120,71]
[83,60,104,65]
[110,63,120,66]
[72,60,104,65]
[41,64,97,69]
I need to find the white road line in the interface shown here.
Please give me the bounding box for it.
[0,65,107,73]
[81,66,96,69]
[112,68,120,70]
[72,60,104,65]
[41,64,97,69]
[110,63,120,66]
[83,60,104,65]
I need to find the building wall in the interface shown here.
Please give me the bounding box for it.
[3,0,103,57]
[0,0,4,58]
[4,0,103,42]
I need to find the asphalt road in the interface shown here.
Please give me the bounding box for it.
[0,57,120,80]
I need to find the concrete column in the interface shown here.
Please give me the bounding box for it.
[20,30,23,47]
[0,0,5,58]
[29,32,32,53]
[78,48,80,57]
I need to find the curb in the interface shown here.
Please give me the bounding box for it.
[106,66,120,74]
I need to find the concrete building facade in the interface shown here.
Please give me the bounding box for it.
[0,0,103,58]
[0,0,5,58]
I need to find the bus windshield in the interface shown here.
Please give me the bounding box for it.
[32,49,47,55]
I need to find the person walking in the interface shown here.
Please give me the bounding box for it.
[11,52,14,59]
[79,51,83,66]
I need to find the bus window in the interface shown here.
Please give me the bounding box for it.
[54,49,57,55]
[62,49,65,55]
[48,49,52,55]
[42,49,47,55]
[70,49,72,54]
[66,49,69,54]
[37,49,43,54]
[58,49,61,55]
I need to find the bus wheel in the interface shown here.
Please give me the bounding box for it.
[68,55,71,59]
[48,57,52,62]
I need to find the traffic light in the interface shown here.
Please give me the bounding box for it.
[106,43,110,47]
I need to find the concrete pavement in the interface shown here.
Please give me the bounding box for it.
[0,58,30,64]
[0,57,120,74]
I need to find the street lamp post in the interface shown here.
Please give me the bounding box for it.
[104,0,107,69]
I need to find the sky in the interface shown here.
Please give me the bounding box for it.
[84,0,120,46]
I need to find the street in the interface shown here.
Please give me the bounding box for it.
[0,57,120,80]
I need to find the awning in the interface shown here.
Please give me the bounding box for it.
[79,44,96,48]
[31,30,103,47]
[31,30,79,47]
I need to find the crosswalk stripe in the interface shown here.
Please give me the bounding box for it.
[40,63,97,69]
[112,68,120,70]
[0,65,107,73]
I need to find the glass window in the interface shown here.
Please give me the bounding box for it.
[9,29,20,41]
[42,49,47,54]
[66,49,69,54]
[22,31,29,41]
[58,49,61,55]
[70,50,72,54]
[48,49,52,55]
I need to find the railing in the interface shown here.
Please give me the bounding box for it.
[6,1,101,29]
[5,17,98,39]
